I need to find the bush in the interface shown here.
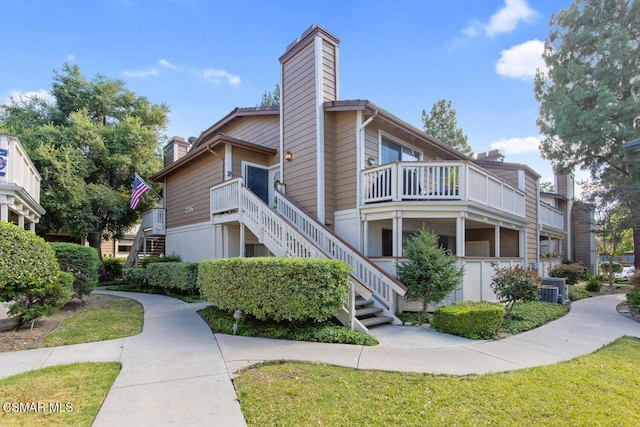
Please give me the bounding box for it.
[0,221,60,301]
[103,258,124,281]
[548,262,586,286]
[627,291,640,310]
[431,302,504,340]
[123,268,146,286]
[599,261,623,274]
[141,255,181,268]
[146,262,199,294]
[569,284,592,300]
[585,273,604,292]
[490,264,540,318]
[50,243,100,299]
[198,257,351,323]
[500,301,568,334]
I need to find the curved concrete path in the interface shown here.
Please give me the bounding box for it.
[0,291,638,426]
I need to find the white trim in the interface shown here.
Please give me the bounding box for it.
[356,111,363,248]
[378,130,423,164]
[279,62,284,182]
[335,44,340,99]
[315,35,325,223]
[224,144,232,181]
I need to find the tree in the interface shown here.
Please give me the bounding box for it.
[421,99,474,157]
[490,264,540,318]
[396,228,464,322]
[259,84,280,107]
[534,0,640,270]
[540,181,555,193]
[0,64,168,266]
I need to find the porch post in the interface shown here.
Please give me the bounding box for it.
[239,224,245,257]
[456,216,465,257]
[0,204,7,222]
[392,213,403,257]
[29,222,35,232]
[363,220,369,256]
[494,226,500,258]
[18,214,24,229]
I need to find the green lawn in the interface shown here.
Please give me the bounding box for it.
[40,299,143,347]
[0,362,120,427]
[234,336,640,426]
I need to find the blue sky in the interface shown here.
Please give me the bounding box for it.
[1,0,584,189]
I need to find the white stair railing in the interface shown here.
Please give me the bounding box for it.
[274,191,406,313]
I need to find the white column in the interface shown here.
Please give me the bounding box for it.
[494,226,500,258]
[394,214,403,257]
[18,214,24,229]
[239,224,245,257]
[0,204,7,222]
[29,222,35,232]
[456,216,466,257]
[363,220,369,256]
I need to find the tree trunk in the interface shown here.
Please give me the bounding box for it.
[87,231,108,281]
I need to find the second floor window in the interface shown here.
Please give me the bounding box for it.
[381,135,420,164]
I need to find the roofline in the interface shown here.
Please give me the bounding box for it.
[474,159,542,179]
[279,25,340,64]
[194,106,279,149]
[151,133,277,181]
[540,191,567,201]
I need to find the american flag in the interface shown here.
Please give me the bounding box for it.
[130,174,151,210]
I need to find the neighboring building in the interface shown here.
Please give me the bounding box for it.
[133,26,592,331]
[0,134,45,230]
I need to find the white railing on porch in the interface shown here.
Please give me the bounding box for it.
[362,161,526,218]
[274,191,407,313]
[141,208,166,236]
[540,203,564,230]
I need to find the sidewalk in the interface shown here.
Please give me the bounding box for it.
[0,291,638,426]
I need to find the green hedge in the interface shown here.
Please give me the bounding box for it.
[146,262,199,293]
[123,268,146,286]
[197,257,351,323]
[141,255,181,268]
[599,262,623,274]
[50,243,100,298]
[103,257,125,281]
[627,291,640,310]
[431,301,505,340]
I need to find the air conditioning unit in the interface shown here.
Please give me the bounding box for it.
[542,277,568,302]
[539,286,559,304]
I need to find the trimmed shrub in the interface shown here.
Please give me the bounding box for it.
[431,302,504,340]
[103,257,124,281]
[141,255,181,268]
[627,291,640,310]
[599,261,623,274]
[50,243,100,299]
[585,273,604,292]
[490,264,540,318]
[198,257,351,323]
[123,268,146,286]
[147,262,199,294]
[548,262,585,286]
[8,271,73,329]
[0,221,60,301]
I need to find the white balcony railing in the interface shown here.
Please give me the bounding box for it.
[141,208,165,235]
[540,202,565,230]
[0,135,41,203]
[362,161,526,218]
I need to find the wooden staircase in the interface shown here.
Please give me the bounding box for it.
[124,209,166,268]
[210,178,407,333]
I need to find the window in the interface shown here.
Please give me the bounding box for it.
[380,135,420,164]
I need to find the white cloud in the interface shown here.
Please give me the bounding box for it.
[496,39,546,81]
[490,136,540,154]
[463,0,536,38]
[66,54,76,62]
[201,69,241,86]
[3,89,54,105]
[159,58,178,70]
[123,68,160,78]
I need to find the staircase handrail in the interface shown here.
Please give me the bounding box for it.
[274,190,406,311]
[125,227,145,268]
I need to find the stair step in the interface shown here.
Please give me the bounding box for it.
[355,298,374,308]
[360,315,394,327]
[356,307,383,317]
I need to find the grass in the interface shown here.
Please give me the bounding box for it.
[500,301,568,334]
[104,282,202,303]
[0,362,120,426]
[40,299,143,347]
[234,336,640,426]
[199,305,378,346]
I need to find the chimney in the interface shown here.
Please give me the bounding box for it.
[163,136,191,167]
[279,25,340,223]
[476,149,505,162]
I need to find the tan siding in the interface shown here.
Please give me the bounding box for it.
[101,239,116,258]
[163,144,175,168]
[572,204,593,269]
[335,112,357,211]
[176,143,189,159]
[324,113,335,225]
[231,148,271,179]
[525,173,538,265]
[322,40,337,102]
[221,116,280,150]
[165,149,223,229]
[282,41,318,216]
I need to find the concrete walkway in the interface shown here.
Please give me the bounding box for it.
[0,291,638,426]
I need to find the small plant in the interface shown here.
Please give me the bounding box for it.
[548,262,585,285]
[397,227,464,323]
[431,302,504,339]
[490,264,540,318]
[584,273,604,292]
[627,291,640,311]
[569,284,592,300]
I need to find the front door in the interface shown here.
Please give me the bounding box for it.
[244,164,269,204]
